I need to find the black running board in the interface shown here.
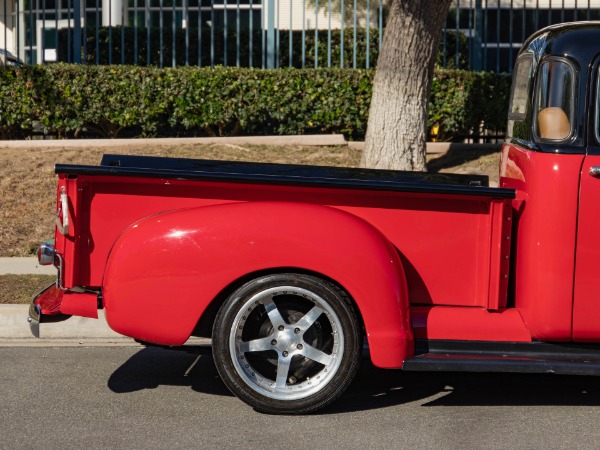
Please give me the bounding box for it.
[402,340,600,376]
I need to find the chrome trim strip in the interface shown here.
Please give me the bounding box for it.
[55,253,67,291]
[56,186,70,236]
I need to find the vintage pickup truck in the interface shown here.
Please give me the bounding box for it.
[29,21,600,414]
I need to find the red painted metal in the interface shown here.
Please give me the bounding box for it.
[500,143,584,341]
[47,143,595,364]
[48,138,594,363]
[60,292,98,319]
[572,156,600,341]
[74,175,509,307]
[54,176,507,361]
[411,306,531,342]
[487,200,513,310]
[50,169,514,368]
[33,284,64,315]
[102,202,413,368]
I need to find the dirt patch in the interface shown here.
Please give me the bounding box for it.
[426,146,501,183]
[0,143,499,256]
[0,275,56,303]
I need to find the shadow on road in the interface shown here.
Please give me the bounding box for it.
[326,365,600,414]
[108,347,600,414]
[108,346,233,398]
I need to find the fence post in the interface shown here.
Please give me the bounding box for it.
[266,0,275,68]
[73,0,81,63]
[472,0,483,71]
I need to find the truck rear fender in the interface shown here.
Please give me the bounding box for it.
[102,201,413,368]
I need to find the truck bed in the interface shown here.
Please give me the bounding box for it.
[54,153,515,312]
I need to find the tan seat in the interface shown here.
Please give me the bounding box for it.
[537,107,571,140]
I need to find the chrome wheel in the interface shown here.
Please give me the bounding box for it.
[213,273,361,414]
[230,286,344,400]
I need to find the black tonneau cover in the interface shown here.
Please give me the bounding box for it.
[53,153,516,199]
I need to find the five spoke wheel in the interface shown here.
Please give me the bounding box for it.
[213,273,361,414]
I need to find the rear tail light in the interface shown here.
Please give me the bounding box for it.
[37,243,56,266]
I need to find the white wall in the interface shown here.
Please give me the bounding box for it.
[0,0,16,55]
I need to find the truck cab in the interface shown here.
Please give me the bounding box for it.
[500,22,600,342]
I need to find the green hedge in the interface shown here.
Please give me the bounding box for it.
[430,69,512,141]
[0,65,509,140]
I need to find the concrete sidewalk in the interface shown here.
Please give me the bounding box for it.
[0,134,502,153]
[0,257,56,275]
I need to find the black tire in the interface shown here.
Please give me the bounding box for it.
[212,273,361,414]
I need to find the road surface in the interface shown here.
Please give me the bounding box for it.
[2,346,599,449]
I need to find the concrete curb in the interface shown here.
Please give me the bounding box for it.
[0,304,126,340]
[0,134,347,149]
[0,304,213,346]
[0,134,502,154]
[0,257,56,275]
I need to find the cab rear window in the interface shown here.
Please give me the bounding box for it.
[533,58,576,142]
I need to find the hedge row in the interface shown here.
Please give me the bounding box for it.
[58,27,470,70]
[0,65,510,140]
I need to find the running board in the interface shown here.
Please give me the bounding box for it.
[402,340,600,376]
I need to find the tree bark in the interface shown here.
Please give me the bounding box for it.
[362,0,452,171]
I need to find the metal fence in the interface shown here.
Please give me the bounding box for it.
[1,0,600,71]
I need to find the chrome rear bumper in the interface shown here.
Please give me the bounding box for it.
[27,283,70,338]
[27,301,42,338]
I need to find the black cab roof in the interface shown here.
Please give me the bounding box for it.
[509,21,600,153]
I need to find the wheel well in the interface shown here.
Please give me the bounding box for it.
[191,268,366,338]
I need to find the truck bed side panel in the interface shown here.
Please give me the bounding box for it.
[69,174,509,310]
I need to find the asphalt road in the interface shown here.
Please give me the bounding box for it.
[2,346,600,449]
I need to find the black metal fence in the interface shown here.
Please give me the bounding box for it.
[1,0,600,72]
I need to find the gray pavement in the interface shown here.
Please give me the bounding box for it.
[1,346,599,449]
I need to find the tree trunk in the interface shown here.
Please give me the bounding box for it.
[362,0,452,171]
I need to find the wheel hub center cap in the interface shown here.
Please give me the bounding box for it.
[275,329,300,352]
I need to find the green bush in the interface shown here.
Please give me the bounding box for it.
[0,65,509,140]
[429,69,511,141]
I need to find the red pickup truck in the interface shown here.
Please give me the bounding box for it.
[29,22,600,414]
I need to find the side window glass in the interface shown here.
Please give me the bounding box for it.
[534,59,576,141]
[509,56,532,119]
[507,55,533,139]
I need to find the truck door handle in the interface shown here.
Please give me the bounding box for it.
[590,167,600,177]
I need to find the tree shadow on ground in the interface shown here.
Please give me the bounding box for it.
[107,347,600,414]
[427,145,500,173]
